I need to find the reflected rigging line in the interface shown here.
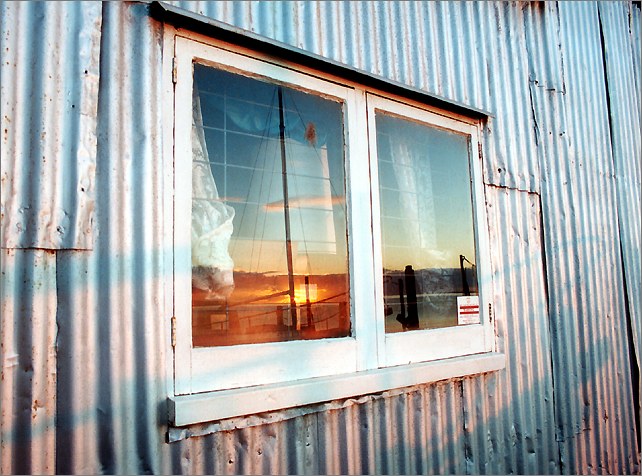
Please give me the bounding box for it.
[278,86,299,327]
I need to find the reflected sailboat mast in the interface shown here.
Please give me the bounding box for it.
[277,86,298,327]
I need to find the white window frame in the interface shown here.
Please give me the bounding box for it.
[366,95,495,368]
[173,37,373,396]
[166,32,503,427]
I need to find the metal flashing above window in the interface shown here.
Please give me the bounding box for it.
[149,0,490,121]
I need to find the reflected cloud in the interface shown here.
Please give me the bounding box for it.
[263,195,346,211]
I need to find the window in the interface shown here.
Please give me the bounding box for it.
[169,34,500,425]
[173,38,365,395]
[367,95,494,368]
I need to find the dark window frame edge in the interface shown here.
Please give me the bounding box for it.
[149,0,491,121]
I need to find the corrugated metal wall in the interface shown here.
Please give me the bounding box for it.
[1,249,57,474]
[54,2,169,473]
[597,0,641,369]
[531,2,639,472]
[0,1,101,250]
[1,1,639,474]
[1,1,101,474]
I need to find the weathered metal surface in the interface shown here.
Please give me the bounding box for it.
[0,249,57,475]
[468,186,558,474]
[597,1,641,368]
[1,1,640,475]
[472,1,541,193]
[529,2,639,473]
[0,1,101,250]
[53,2,168,474]
[524,2,566,92]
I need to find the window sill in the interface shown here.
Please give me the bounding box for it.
[168,352,505,427]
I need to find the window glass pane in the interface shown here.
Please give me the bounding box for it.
[375,112,479,334]
[191,63,350,347]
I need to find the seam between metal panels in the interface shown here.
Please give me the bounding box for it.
[538,191,564,475]
[619,238,641,453]
[484,182,538,194]
[554,1,567,95]
[0,247,92,252]
[526,35,562,465]
[459,379,471,475]
[528,84,540,148]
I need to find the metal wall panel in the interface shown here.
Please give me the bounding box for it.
[1,1,640,474]
[52,2,169,474]
[464,186,558,475]
[0,1,101,249]
[472,1,541,193]
[597,1,641,368]
[530,2,639,473]
[0,250,57,475]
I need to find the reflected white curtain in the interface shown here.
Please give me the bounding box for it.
[389,140,436,251]
[191,86,236,297]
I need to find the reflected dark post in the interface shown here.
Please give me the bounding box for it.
[383,275,394,316]
[404,265,419,330]
[460,254,471,296]
[304,275,314,329]
[395,278,406,329]
[339,301,349,333]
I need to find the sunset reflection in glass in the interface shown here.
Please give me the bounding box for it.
[190,64,350,347]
